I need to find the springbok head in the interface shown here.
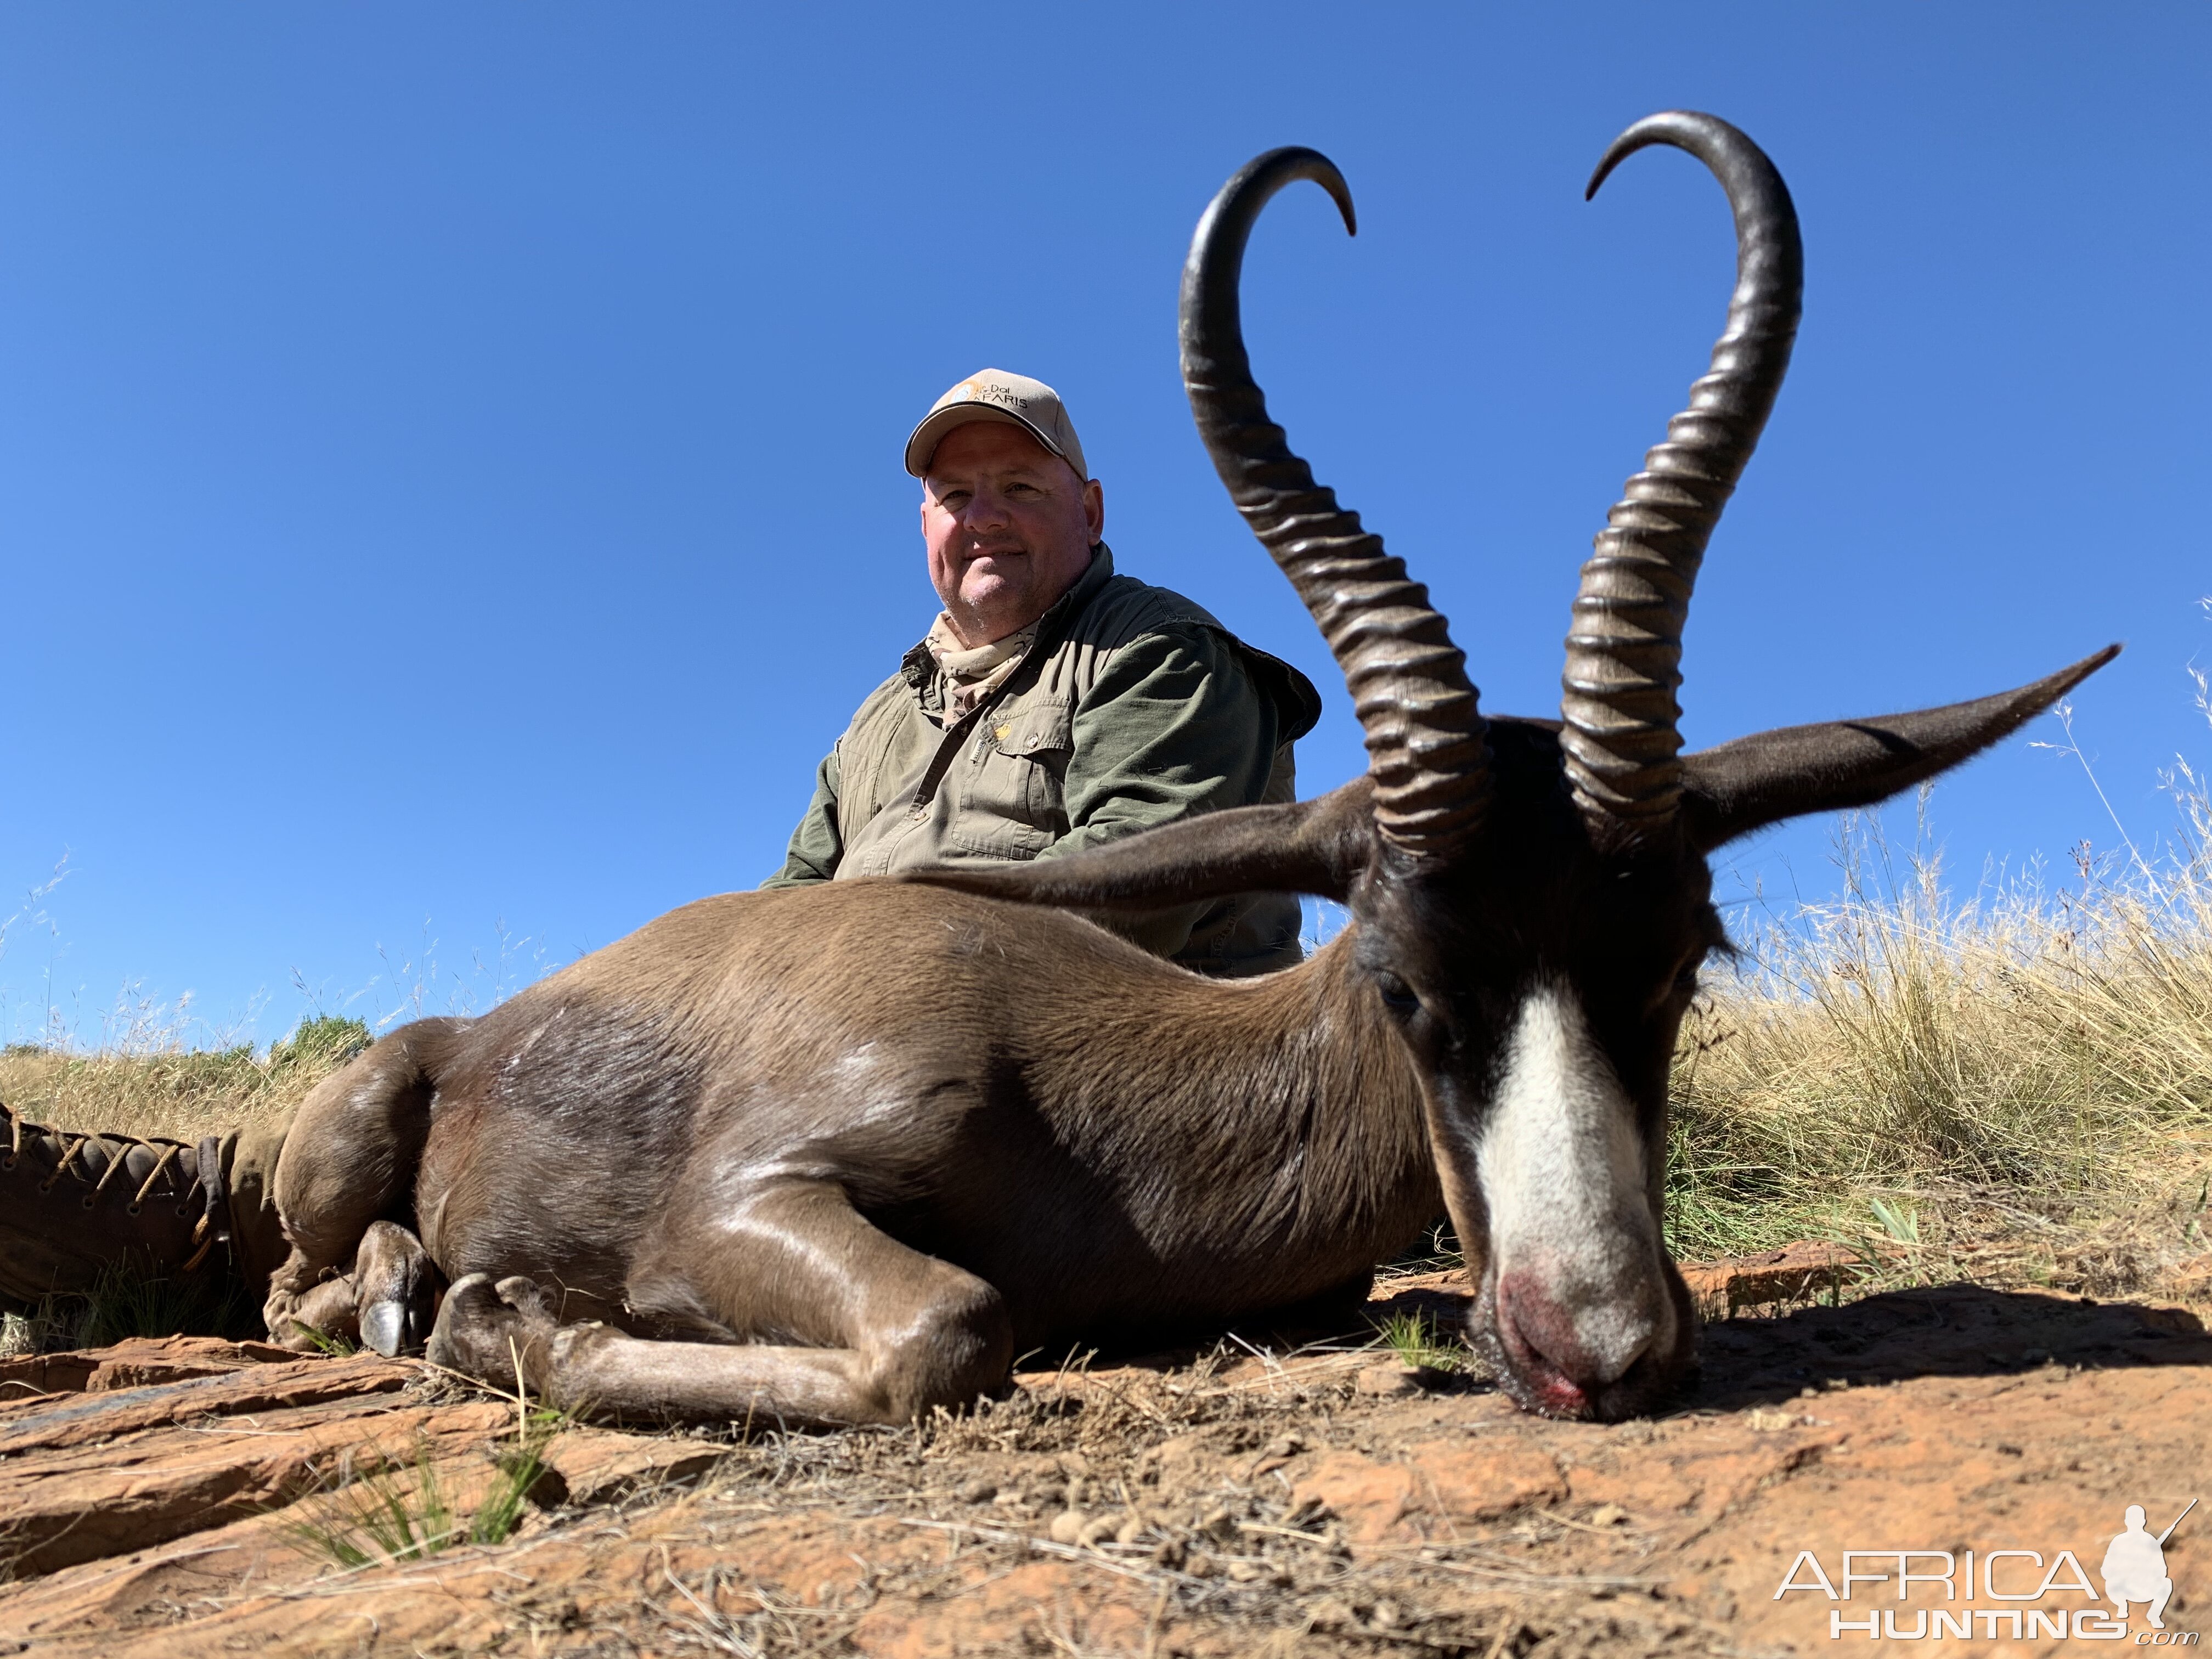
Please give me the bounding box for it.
[913,112,2115,1420]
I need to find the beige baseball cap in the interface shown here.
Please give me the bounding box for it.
[904,368,1088,481]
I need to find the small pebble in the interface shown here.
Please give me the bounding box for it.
[957,1479,997,1505]
[1355,1363,1421,1397]
[1590,1503,1629,1527]
[1047,1509,1089,1545]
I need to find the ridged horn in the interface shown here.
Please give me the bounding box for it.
[1181,148,1490,860]
[1561,111,1803,826]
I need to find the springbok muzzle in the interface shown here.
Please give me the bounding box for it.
[1471,985,1677,1418]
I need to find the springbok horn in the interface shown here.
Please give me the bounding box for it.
[1561,112,1803,827]
[1182,149,1491,860]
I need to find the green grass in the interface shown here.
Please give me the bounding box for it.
[290,1445,464,1568]
[472,1406,568,1545]
[267,1015,372,1071]
[286,1407,569,1570]
[289,1324,360,1358]
[1867,1194,1921,1250]
[1373,1310,1466,1373]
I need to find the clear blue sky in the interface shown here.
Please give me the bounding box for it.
[2,6,2205,1047]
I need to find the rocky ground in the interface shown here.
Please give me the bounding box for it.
[1,1255,2205,1658]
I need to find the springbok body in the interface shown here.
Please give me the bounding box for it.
[290,878,1437,1405]
[263,114,2114,1424]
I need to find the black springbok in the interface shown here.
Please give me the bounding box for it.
[246,112,2112,1424]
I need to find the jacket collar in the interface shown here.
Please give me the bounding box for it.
[901,544,1114,693]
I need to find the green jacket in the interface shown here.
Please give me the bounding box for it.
[764,547,1322,976]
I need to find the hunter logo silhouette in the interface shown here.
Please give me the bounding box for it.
[2106,1499,2193,1630]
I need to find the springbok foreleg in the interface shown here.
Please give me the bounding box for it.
[426,1180,1012,1427]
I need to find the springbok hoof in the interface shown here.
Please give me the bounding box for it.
[354,1220,438,1357]
[426,1270,560,1392]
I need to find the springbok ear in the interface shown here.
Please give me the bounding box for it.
[896,777,1376,909]
[1680,646,2119,853]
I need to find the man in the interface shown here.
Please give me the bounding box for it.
[765,369,1320,977]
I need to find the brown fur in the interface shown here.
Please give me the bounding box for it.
[264,879,1438,1422]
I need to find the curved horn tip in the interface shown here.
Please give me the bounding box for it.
[1232,146,1357,238]
[1583,109,1748,200]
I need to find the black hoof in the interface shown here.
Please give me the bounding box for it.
[355,1220,439,1357]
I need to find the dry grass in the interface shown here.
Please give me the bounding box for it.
[0,1016,365,1143]
[1668,718,2212,1300]
[641,1349,1597,1658]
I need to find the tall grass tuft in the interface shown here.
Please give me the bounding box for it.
[1669,752,2212,1293]
[0,1015,365,1145]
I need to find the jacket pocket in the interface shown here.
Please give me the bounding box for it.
[948,697,1074,859]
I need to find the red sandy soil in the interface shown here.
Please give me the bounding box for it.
[0,1253,2204,1657]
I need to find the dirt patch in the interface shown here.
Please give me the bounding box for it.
[1,1262,2205,1656]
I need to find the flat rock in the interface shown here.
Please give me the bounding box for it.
[1353,1362,1423,1397]
[536,1426,724,1506]
[0,1349,427,1575]
[1677,1239,1865,1315]
[0,1349,411,1455]
[0,1334,302,1405]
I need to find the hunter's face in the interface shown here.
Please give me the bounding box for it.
[921,422,1103,646]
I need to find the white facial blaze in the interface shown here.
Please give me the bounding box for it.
[1474,984,1666,1383]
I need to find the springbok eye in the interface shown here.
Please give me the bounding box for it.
[1374,972,1421,1016]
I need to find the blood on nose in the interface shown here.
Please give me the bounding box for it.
[1493,1271,1649,1414]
